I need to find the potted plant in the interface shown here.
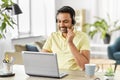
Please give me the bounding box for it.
[0,0,16,39]
[104,67,114,80]
[84,14,120,44]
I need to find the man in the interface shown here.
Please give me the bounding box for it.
[42,6,90,70]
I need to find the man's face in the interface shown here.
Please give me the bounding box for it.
[57,13,73,33]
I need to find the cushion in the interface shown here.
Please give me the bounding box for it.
[26,44,39,52]
[14,44,26,52]
[35,40,46,50]
[113,52,120,60]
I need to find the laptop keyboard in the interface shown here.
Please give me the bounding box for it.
[60,72,65,75]
[59,72,68,77]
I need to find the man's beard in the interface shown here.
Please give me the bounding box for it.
[59,27,67,33]
[59,25,73,33]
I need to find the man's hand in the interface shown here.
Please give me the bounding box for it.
[67,28,75,43]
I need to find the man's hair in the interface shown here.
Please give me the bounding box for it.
[56,6,76,25]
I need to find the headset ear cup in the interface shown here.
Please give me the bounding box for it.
[72,17,76,25]
[56,19,57,23]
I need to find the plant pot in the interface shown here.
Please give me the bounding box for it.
[103,34,111,44]
[104,75,114,80]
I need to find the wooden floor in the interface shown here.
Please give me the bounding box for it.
[103,64,120,70]
[91,58,120,71]
[104,65,120,70]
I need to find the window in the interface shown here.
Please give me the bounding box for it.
[18,0,30,35]
[14,0,56,38]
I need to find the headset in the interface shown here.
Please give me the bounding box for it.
[56,6,76,25]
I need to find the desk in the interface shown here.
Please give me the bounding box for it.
[0,65,120,80]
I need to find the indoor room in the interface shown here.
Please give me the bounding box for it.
[0,0,120,79]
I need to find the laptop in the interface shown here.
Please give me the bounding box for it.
[22,51,68,78]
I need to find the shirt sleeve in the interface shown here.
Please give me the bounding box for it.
[42,34,52,52]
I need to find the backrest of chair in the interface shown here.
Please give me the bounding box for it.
[114,36,120,51]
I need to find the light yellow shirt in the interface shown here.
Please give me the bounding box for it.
[43,30,90,70]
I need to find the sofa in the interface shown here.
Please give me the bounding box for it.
[5,36,46,64]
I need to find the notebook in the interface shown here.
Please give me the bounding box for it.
[22,51,68,78]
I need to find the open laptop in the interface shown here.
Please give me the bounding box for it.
[22,51,68,78]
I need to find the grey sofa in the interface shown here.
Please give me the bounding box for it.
[4,36,46,64]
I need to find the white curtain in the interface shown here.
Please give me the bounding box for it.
[18,0,56,37]
[31,0,56,36]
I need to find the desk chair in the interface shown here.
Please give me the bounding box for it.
[107,36,120,72]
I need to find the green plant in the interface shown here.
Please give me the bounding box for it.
[84,14,120,39]
[104,67,114,76]
[0,0,16,39]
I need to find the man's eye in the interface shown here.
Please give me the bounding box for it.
[58,21,61,23]
[64,21,68,23]
[57,20,69,23]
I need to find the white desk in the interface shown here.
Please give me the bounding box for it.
[0,65,120,80]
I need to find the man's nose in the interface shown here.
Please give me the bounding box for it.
[59,22,65,27]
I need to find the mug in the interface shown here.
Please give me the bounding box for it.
[85,64,99,77]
